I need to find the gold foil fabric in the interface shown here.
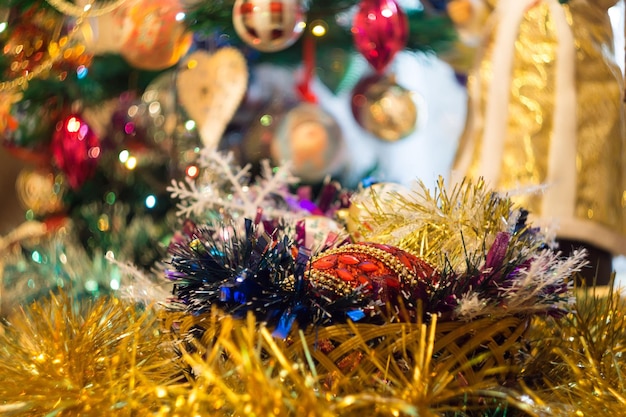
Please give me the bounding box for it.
[454,0,626,254]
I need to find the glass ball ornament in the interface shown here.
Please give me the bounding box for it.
[271,102,346,184]
[352,0,409,73]
[51,114,101,190]
[120,0,193,70]
[351,74,417,141]
[232,0,306,52]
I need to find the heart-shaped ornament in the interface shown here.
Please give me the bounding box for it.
[176,48,249,150]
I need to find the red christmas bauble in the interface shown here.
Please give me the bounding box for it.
[307,242,437,305]
[352,0,409,73]
[51,114,101,189]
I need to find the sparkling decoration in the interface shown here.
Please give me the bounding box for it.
[15,166,67,216]
[0,6,90,93]
[521,287,626,415]
[0,292,179,416]
[352,0,409,73]
[2,8,57,79]
[351,73,417,141]
[176,48,249,150]
[271,102,346,184]
[232,0,307,52]
[51,114,101,190]
[162,307,533,416]
[346,181,409,240]
[308,242,438,308]
[119,0,193,70]
[167,149,300,222]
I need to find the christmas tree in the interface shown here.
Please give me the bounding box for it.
[1,1,626,416]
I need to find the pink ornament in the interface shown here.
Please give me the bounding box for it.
[352,0,409,73]
[51,114,101,190]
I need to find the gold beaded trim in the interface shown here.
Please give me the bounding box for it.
[307,269,354,296]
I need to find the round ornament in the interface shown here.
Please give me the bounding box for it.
[271,102,346,184]
[51,114,101,190]
[352,0,409,73]
[16,166,67,216]
[347,181,409,241]
[120,0,193,70]
[232,0,306,52]
[308,242,437,306]
[351,74,417,141]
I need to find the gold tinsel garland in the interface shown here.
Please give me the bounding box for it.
[2,287,626,415]
[0,293,181,416]
[348,177,521,271]
[521,284,626,416]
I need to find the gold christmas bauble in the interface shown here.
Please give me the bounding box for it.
[16,167,67,216]
[351,75,417,142]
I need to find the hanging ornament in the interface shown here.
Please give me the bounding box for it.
[176,48,249,150]
[271,102,346,184]
[2,8,58,79]
[352,0,409,73]
[351,73,417,141]
[232,0,306,52]
[15,166,67,216]
[51,114,101,190]
[119,0,193,70]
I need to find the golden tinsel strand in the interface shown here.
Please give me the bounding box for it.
[349,177,520,271]
[521,283,626,416]
[0,291,181,416]
[160,308,538,416]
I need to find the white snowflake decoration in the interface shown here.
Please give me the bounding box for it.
[167,149,303,223]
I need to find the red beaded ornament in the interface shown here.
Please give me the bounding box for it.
[307,242,437,306]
